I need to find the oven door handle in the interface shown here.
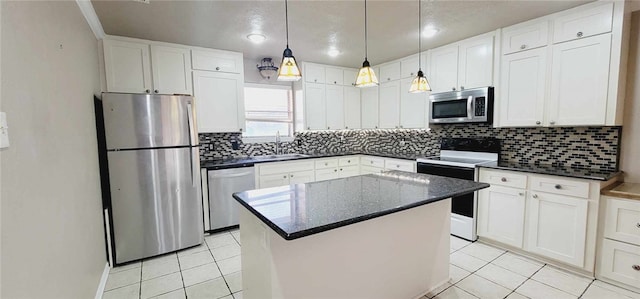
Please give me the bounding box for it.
[466,96,474,119]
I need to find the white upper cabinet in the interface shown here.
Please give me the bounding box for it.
[400,78,428,129]
[400,55,420,79]
[193,70,244,133]
[502,20,549,54]
[325,85,345,130]
[344,86,361,129]
[458,34,494,91]
[304,83,327,130]
[191,49,242,74]
[151,45,192,95]
[553,2,613,44]
[325,67,344,85]
[547,34,611,126]
[379,62,401,83]
[378,80,401,128]
[305,64,326,84]
[103,39,152,94]
[343,69,358,87]
[499,47,547,127]
[428,44,459,93]
[361,86,379,129]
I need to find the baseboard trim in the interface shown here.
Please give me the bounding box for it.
[94,262,110,299]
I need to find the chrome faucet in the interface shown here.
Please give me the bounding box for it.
[275,131,282,155]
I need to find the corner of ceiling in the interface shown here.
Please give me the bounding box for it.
[76,0,106,40]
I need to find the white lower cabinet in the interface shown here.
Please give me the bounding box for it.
[526,191,588,267]
[288,170,316,185]
[478,168,604,272]
[600,239,640,288]
[477,185,526,248]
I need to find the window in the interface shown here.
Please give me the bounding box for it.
[243,84,294,140]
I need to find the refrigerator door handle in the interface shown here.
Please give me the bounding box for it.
[186,103,197,146]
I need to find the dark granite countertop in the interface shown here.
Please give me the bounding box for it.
[479,161,622,181]
[233,171,489,240]
[201,152,420,170]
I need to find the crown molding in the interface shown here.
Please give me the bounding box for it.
[76,0,105,40]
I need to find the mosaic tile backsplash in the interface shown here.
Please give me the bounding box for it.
[199,124,621,171]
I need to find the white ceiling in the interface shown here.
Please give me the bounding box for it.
[91,0,591,68]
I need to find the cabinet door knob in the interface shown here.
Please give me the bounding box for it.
[307,126,310,130]
[154,89,159,93]
[327,126,330,130]
[375,126,378,129]
[452,87,456,91]
[290,174,294,178]
[460,86,465,90]
[501,177,507,182]
[632,265,640,271]
[550,121,556,125]
[387,78,391,81]
[239,128,243,132]
[532,194,538,199]
[145,89,150,94]
[215,66,220,71]
[334,81,337,84]
[347,160,351,163]
[314,79,317,82]
[520,44,527,50]
[410,72,414,76]
[519,192,525,196]
[554,184,562,190]
[283,175,287,179]
[324,162,328,166]
[340,168,343,171]
[636,222,640,228]
[536,121,541,125]
[396,165,400,168]
[334,169,337,172]
[577,31,583,38]
[370,161,374,164]
[345,126,348,129]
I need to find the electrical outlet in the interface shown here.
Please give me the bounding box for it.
[0,112,9,149]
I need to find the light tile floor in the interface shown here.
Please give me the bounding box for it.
[103,230,640,299]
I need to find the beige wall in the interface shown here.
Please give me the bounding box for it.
[621,11,640,183]
[1,1,106,298]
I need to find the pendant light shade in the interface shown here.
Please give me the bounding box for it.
[409,0,431,93]
[355,0,379,88]
[277,0,302,82]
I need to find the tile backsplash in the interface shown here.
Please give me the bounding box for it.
[199,124,621,171]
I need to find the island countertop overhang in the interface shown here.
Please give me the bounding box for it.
[233,171,489,240]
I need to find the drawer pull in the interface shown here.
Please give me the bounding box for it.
[325,162,328,166]
[340,168,343,171]
[501,177,507,182]
[347,160,351,163]
[283,175,287,179]
[520,44,527,50]
[215,66,220,71]
[396,165,400,168]
[290,174,294,178]
[519,192,524,196]
[555,184,562,190]
[636,222,640,228]
[577,31,583,38]
[633,265,640,271]
[370,161,374,164]
[532,194,538,199]
[334,169,337,172]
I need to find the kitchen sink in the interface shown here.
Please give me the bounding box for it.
[250,154,311,160]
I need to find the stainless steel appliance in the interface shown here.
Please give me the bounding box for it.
[206,167,255,231]
[429,87,494,124]
[417,138,500,241]
[97,93,203,265]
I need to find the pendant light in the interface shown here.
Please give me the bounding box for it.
[277,0,302,81]
[409,0,431,93]
[355,0,379,88]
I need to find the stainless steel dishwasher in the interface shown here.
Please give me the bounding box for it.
[207,166,255,231]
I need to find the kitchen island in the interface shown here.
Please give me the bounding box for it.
[233,171,489,299]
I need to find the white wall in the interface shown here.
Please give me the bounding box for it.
[621,11,640,183]
[0,1,106,298]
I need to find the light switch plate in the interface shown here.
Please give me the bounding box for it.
[0,112,9,149]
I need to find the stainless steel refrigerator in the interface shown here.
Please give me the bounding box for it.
[98,93,203,265]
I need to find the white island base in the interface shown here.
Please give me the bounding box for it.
[239,198,452,299]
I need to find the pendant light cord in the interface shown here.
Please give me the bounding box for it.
[285,0,290,48]
[364,0,368,60]
[418,0,422,71]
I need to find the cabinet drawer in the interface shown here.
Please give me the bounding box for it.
[360,165,384,175]
[379,62,401,82]
[502,20,549,54]
[384,159,415,172]
[479,169,528,189]
[259,160,315,176]
[552,3,613,44]
[361,156,385,168]
[315,159,339,170]
[530,175,590,198]
[325,67,343,85]
[600,239,640,288]
[604,197,640,246]
[191,50,242,73]
[338,156,358,167]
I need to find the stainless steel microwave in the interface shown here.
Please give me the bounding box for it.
[429,87,494,124]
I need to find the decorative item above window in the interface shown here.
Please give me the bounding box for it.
[257,58,279,80]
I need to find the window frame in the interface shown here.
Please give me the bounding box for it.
[242,83,295,143]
